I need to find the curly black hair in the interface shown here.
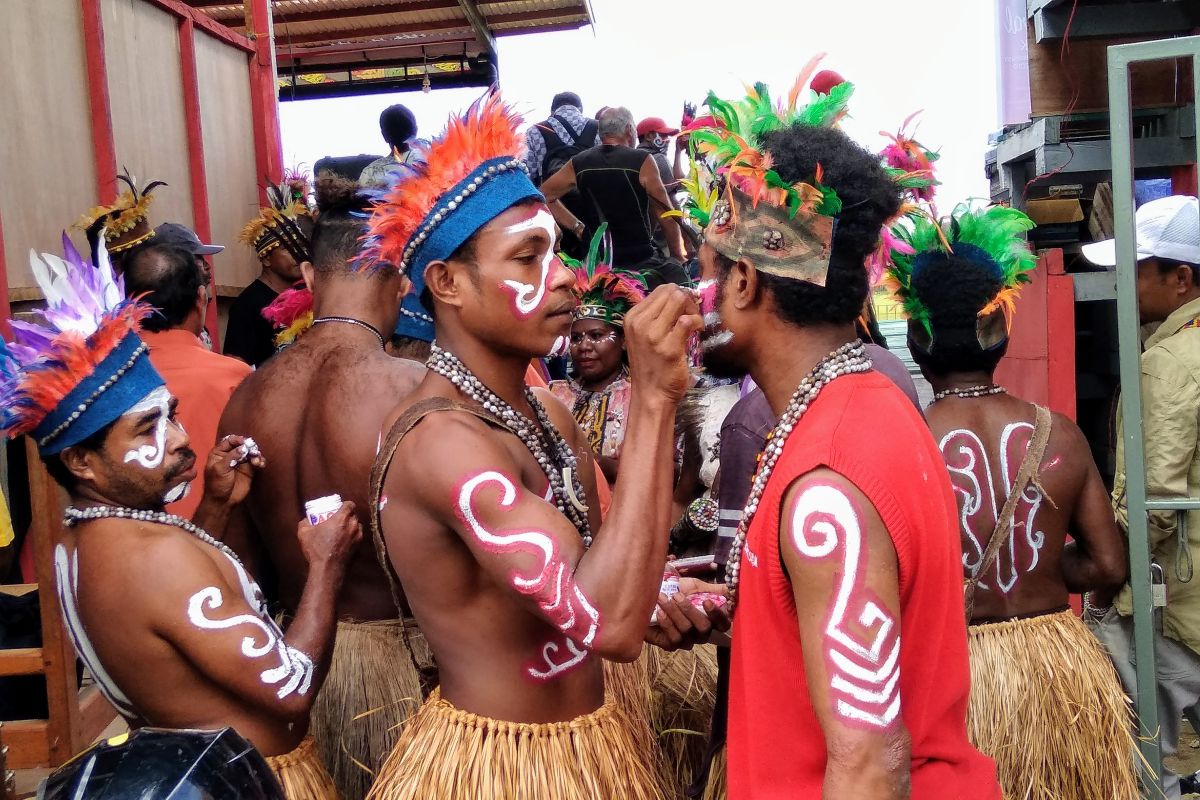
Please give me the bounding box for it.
[310,173,382,275]
[717,123,902,327]
[908,252,1007,375]
[123,244,203,332]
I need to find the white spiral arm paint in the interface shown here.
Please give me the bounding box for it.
[790,484,901,729]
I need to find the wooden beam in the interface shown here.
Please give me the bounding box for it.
[140,0,255,51]
[492,18,587,37]
[81,0,118,204]
[178,18,222,349]
[25,438,78,767]
[456,0,496,58]
[248,0,284,199]
[242,0,460,27]
[278,35,476,63]
[3,720,49,769]
[276,17,471,47]
[0,648,43,678]
[78,687,118,744]
[0,205,11,337]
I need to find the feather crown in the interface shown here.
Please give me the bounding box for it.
[366,92,541,293]
[561,224,648,327]
[74,169,167,254]
[240,171,313,262]
[685,55,849,286]
[885,203,1037,337]
[1,235,162,454]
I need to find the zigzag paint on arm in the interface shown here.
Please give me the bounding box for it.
[788,483,901,729]
[456,470,600,681]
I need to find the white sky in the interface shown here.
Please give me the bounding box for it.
[280,0,1000,207]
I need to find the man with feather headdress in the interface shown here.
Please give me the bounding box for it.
[663,60,1001,798]
[886,203,1137,800]
[363,92,701,800]
[218,173,426,800]
[74,170,167,271]
[0,236,357,799]
[225,173,313,367]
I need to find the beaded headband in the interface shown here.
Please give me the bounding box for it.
[75,170,166,255]
[367,93,541,299]
[0,235,164,456]
[563,225,648,329]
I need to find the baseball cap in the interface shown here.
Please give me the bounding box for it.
[154,222,224,256]
[1082,195,1200,267]
[636,117,680,138]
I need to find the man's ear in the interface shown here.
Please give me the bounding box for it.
[299,261,316,288]
[728,258,761,310]
[59,445,98,486]
[1175,263,1198,295]
[424,260,467,310]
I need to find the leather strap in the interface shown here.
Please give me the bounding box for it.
[964,405,1053,620]
[369,397,507,616]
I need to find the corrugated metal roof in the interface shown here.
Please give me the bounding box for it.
[186,0,591,98]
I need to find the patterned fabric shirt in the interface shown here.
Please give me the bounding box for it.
[523,106,601,185]
[549,374,632,459]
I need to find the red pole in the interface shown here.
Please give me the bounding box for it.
[178,17,221,347]
[247,0,283,203]
[81,0,118,204]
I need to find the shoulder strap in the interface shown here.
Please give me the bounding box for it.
[368,397,507,615]
[964,405,1053,620]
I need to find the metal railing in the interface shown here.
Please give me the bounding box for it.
[1108,34,1200,794]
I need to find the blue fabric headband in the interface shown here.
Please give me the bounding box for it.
[393,293,435,343]
[34,332,166,455]
[403,156,542,298]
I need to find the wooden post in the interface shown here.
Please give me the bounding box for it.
[81,0,118,204]
[247,0,283,201]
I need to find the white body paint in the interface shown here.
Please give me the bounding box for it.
[54,544,138,719]
[940,422,1047,594]
[500,209,558,317]
[548,335,570,358]
[186,550,314,699]
[123,386,172,469]
[790,484,900,729]
[457,470,599,680]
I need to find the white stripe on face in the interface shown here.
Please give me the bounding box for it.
[500,208,559,319]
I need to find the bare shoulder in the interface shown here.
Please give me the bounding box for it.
[385,407,517,502]
[532,386,579,439]
[782,468,885,529]
[75,521,226,603]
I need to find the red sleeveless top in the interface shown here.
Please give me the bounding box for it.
[727,372,1000,799]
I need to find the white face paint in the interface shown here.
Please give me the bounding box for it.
[123,386,173,470]
[548,335,570,358]
[163,481,190,505]
[500,208,559,319]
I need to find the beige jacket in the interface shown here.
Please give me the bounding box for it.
[1114,295,1200,656]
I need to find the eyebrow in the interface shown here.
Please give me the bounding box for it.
[132,408,161,429]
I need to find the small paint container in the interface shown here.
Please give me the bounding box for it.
[305,494,343,526]
[659,570,680,599]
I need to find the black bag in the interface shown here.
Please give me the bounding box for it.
[538,113,597,181]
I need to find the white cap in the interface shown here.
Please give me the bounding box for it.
[1082,195,1200,267]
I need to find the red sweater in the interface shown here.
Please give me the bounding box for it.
[728,372,999,799]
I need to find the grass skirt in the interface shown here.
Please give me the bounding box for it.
[266,736,341,799]
[651,645,719,796]
[365,687,666,800]
[967,609,1139,800]
[701,746,726,800]
[310,619,433,800]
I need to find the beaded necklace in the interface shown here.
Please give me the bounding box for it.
[724,341,873,609]
[64,505,242,566]
[427,344,593,545]
[933,384,1006,401]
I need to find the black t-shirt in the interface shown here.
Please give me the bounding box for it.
[223,279,278,368]
[571,144,657,268]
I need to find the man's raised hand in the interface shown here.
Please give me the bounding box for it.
[297,501,361,578]
[623,284,703,404]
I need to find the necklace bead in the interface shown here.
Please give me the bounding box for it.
[64,505,243,566]
[933,384,1006,401]
[724,341,872,610]
[428,344,593,546]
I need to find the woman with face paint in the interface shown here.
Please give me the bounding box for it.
[550,228,649,484]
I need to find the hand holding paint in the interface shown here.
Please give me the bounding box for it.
[297,499,361,578]
[623,284,703,404]
[202,434,267,510]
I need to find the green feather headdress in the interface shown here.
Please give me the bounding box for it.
[886,204,1038,337]
[560,224,649,328]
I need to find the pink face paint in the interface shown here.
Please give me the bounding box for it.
[940,422,1048,595]
[787,483,900,730]
[499,207,559,320]
[456,470,600,680]
[548,335,570,358]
